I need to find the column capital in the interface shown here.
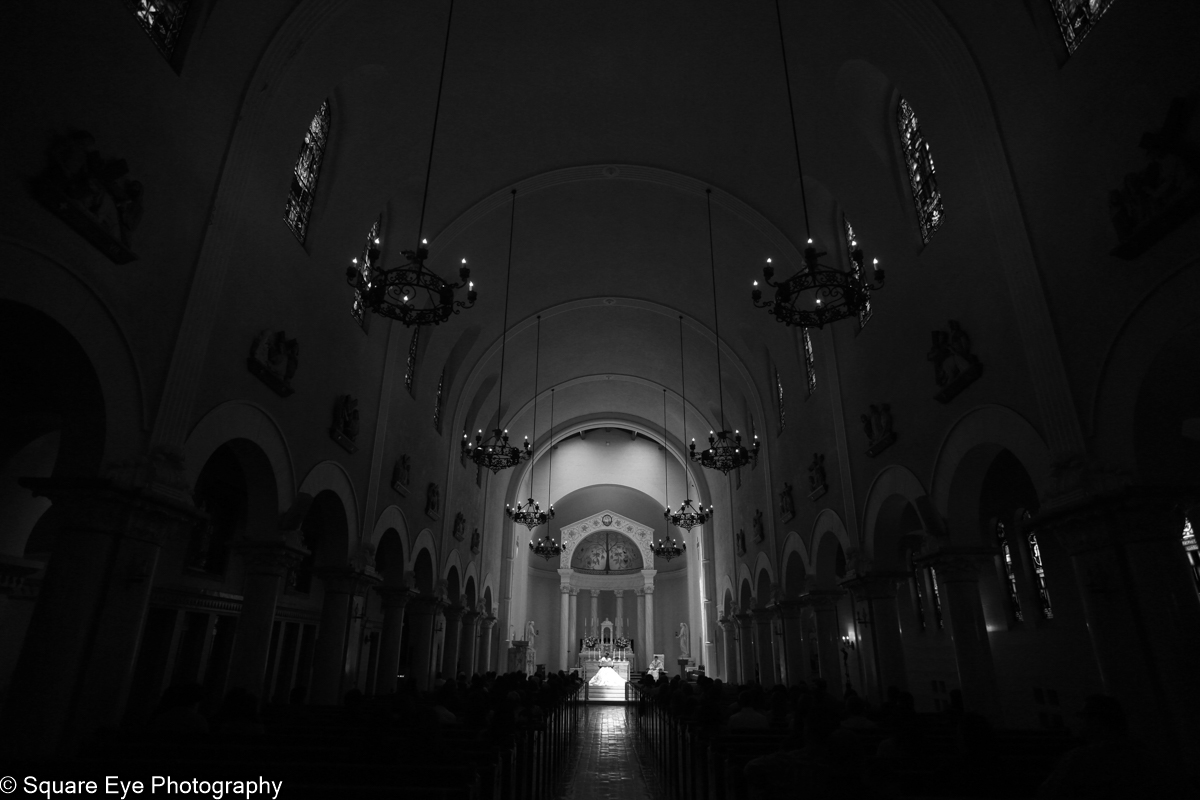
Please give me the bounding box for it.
[1032,486,1193,555]
[751,607,775,624]
[442,604,466,622]
[841,572,908,601]
[461,609,482,625]
[642,585,655,595]
[237,538,308,577]
[479,615,498,629]
[374,584,414,609]
[733,611,754,628]
[915,547,997,582]
[560,584,572,595]
[800,589,845,610]
[408,595,445,615]
[777,598,806,618]
[590,589,601,597]
[613,588,624,597]
[316,565,379,595]
[717,616,736,631]
[570,586,580,596]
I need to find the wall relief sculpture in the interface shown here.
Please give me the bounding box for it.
[927,320,982,403]
[425,482,440,519]
[33,129,142,263]
[779,482,795,523]
[1110,93,1200,259]
[807,452,828,500]
[329,395,360,454]
[736,528,747,557]
[752,509,765,543]
[247,330,298,397]
[391,454,410,496]
[861,403,896,458]
[470,527,481,554]
[452,511,466,541]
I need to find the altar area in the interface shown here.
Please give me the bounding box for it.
[578,618,633,681]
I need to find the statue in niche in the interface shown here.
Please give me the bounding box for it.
[36,129,143,262]
[752,509,765,543]
[676,623,690,659]
[452,512,466,541]
[736,528,747,556]
[248,330,299,397]
[470,527,481,554]
[780,482,795,522]
[861,404,896,457]
[425,483,440,519]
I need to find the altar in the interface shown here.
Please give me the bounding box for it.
[579,618,633,681]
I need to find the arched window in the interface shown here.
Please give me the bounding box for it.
[897,97,944,244]
[350,216,381,330]
[1023,510,1053,619]
[774,366,785,434]
[284,100,331,245]
[908,552,927,632]
[126,1,190,61]
[1051,0,1117,55]
[433,366,445,433]
[801,328,816,396]
[404,326,420,396]
[1183,518,1199,595]
[995,519,1024,623]
[928,567,945,631]
[844,216,872,329]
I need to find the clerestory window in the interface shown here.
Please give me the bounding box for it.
[284,100,331,245]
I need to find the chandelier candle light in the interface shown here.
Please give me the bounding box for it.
[345,0,476,326]
[463,190,530,473]
[653,389,688,561]
[509,316,555,530]
[691,190,759,475]
[528,388,564,561]
[666,318,712,530]
[750,0,883,329]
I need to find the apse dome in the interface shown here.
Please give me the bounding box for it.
[570,530,644,573]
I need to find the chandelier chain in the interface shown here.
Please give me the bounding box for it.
[773,0,810,238]
[496,189,516,429]
[706,189,726,432]
[416,0,457,248]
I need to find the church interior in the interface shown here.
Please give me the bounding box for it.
[2,0,1199,796]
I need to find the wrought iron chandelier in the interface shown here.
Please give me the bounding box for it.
[665,327,712,531]
[691,190,759,475]
[527,388,563,561]
[509,316,555,530]
[463,190,530,473]
[749,0,883,330]
[345,0,476,326]
[651,535,686,562]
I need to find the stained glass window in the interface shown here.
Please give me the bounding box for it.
[897,97,944,244]
[775,367,785,434]
[1051,0,1116,54]
[801,328,816,396]
[126,1,190,60]
[844,216,872,328]
[996,520,1024,623]
[350,216,381,329]
[1023,511,1053,620]
[284,100,331,245]
[433,367,445,433]
[929,568,945,631]
[1183,518,1199,594]
[404,326,420,397]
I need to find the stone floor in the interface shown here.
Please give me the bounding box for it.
[557,704,663,800]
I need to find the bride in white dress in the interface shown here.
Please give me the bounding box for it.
[589,663,625,687]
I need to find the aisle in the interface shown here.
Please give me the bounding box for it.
[556,705,663,800]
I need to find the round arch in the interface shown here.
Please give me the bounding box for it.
[368,504,409,554]
[184,401,295,513]
[811,509,853,588]
[862,465,934,567]
[298,460,360,556]
[780,532,812,598]
[409,528,438,574]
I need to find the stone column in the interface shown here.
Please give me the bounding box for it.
[373,586,410,695]
[459,608,481,678]
[734,609,756,685]
[644,585,656,658]
[589,589,600,636]
[2,475,203,758]
[310,568,372,705]
[845,573,910,703]
[614,589,625,638]
[804,590,844,700]
[779,600,807,687]
[407,596,442,691]
[440,604,465,681]
[752,607,779,687]
[477,615,497,675]
[568,589,579,667]
[634,589,645,667]
[1037,491,1200,759]
[918,549,1001,721]
[227,538,307,696]
[559,585,571,671]
[718,616,739,683]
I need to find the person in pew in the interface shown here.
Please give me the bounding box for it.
[728,689,770,729]
[211,687,265,735]
[1037,694,1181,798]
[147,683,209,734]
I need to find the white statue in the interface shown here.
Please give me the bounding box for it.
[676,622,690,659]
[526,619,537,646]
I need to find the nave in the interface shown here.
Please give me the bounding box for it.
[556,705,660,800]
